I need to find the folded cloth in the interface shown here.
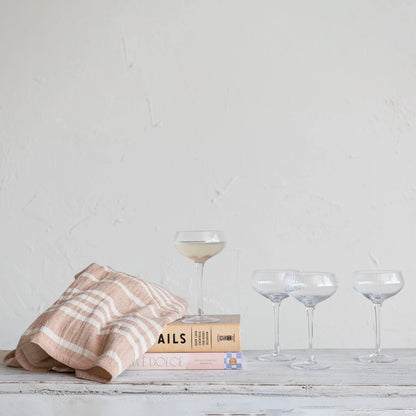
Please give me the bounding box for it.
[4,263,188,382]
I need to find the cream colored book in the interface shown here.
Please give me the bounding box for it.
[147,314,240,353]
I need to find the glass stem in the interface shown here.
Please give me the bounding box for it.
[196,261,205,316]
[272,301,281,356]
[374,302,382,355]
[306,306,315,363]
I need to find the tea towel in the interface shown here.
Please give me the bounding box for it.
[4,263,188,382]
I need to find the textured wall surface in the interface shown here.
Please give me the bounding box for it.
[1,0,416,351]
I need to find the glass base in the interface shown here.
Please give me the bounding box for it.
[290,360,330,370]
[358,353,397,363]
[258,353,296,362]
[181,315,220,324]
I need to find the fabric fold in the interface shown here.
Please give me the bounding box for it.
[4,263,188,382]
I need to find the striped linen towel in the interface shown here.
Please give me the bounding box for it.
[4,263,188,382]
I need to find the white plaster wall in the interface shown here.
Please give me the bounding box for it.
[1,0,415,351]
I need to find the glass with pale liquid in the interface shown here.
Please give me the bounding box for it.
[174,230,226,323]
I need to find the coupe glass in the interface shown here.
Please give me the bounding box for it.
[353,270,404,363]
[252,270,296,362]
[174,230,225,324]
[284,271,337,370]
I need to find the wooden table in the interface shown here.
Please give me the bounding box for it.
[1,349,416,415]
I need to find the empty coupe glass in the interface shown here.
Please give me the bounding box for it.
[284,271,337,370]
[252,270,296,362]
[353,270,404,363]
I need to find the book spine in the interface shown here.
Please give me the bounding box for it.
[128,352,242,370]
[147,322,240,353]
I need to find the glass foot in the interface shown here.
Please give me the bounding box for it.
[181,315,220,324]
[258,353,296,362]
[290,360,330,370]
[358,353,397,363]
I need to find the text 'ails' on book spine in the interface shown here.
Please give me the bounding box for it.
[128,352,242,370]
[147,315,241,353]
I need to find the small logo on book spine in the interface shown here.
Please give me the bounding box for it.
[224,352,242,369]
[217,334,235,342]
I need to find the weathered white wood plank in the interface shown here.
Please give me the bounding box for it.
[1,349,416,395]
[0,394,415,416]
[1,350,416,415]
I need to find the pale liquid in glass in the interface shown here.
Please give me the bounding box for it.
[175,241,225,263]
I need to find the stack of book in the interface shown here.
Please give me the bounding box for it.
[128,315,241,370]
